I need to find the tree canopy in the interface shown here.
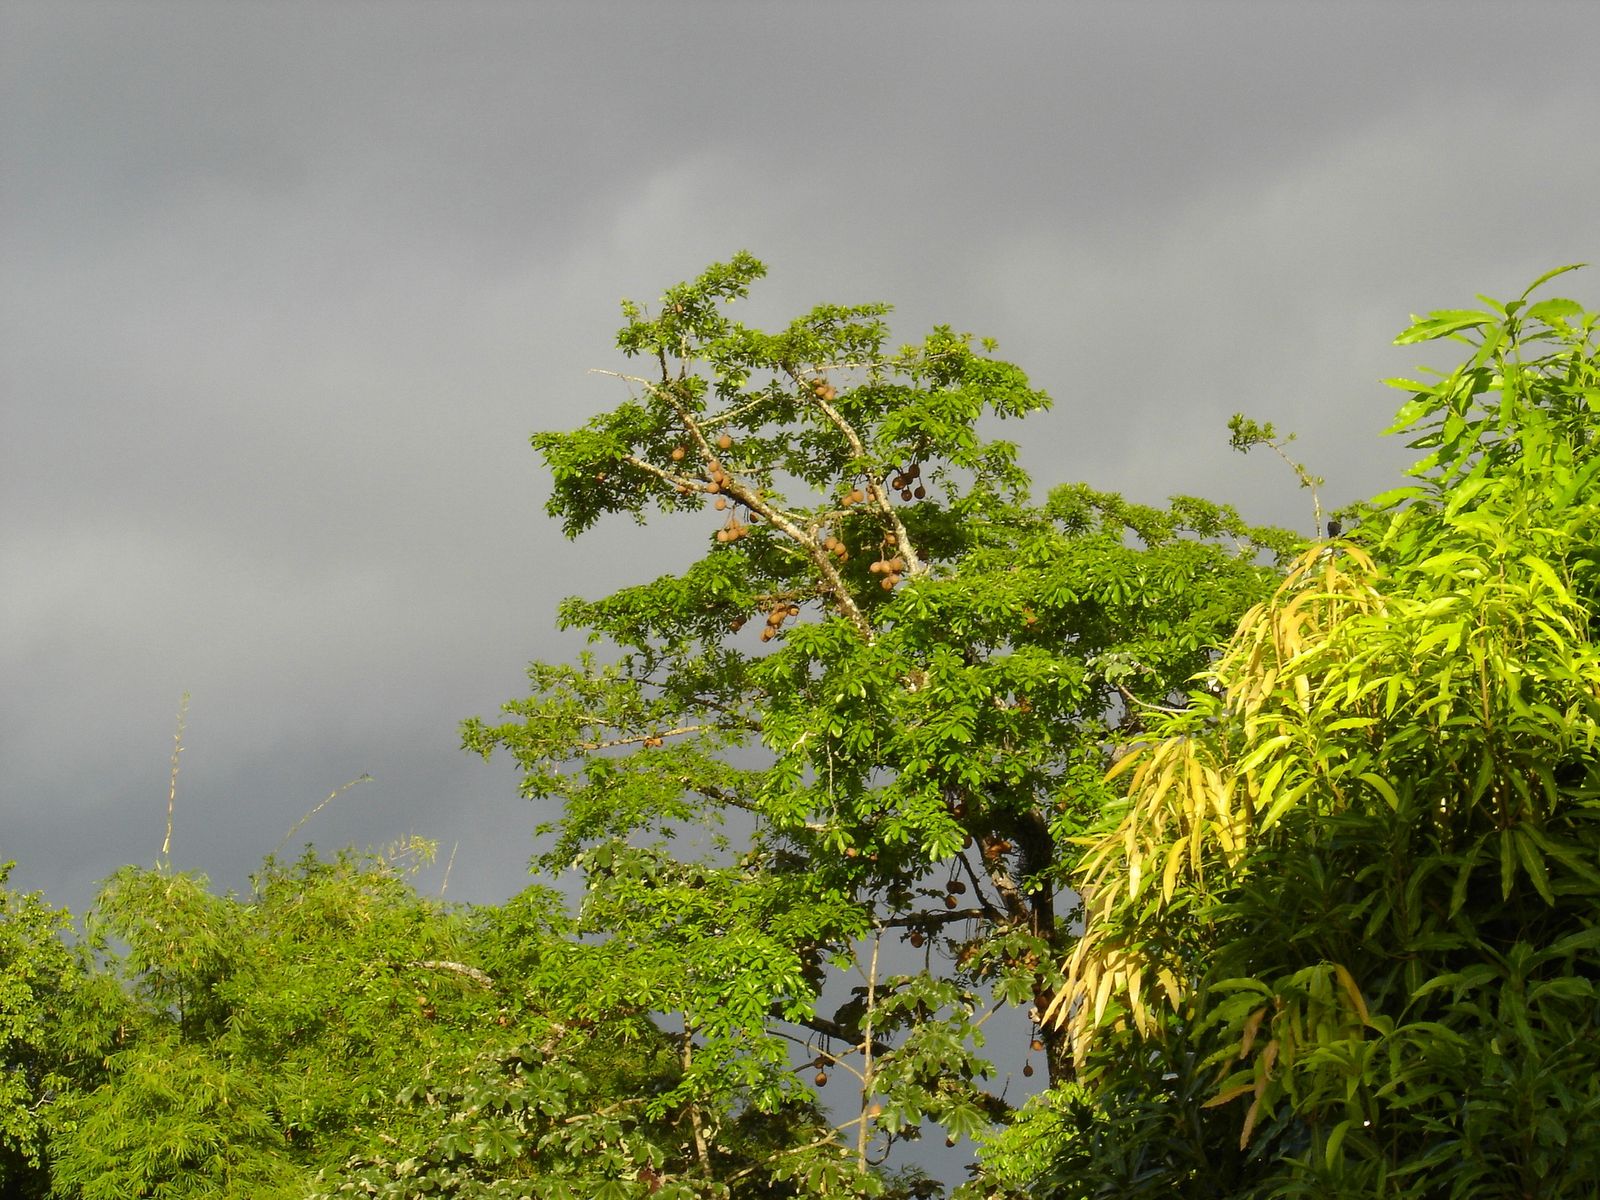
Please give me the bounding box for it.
[6,259,1593,1198]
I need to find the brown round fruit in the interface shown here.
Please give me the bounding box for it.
[945,894,958,909]
[900,489,913,502]
[1030,1037,1044,1051]
[949,880,966,894]
[670,446,686,461]
[814,1071,828,1087]
[714,497,727,510]
[909,931,925,947]
[913,486,927,499]
[717,433,733,449]
[1023,1061,1034,1078]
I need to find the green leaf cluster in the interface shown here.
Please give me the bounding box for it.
[1039,270,1600,1197]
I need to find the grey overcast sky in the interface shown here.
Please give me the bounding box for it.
[3,1,1597,915]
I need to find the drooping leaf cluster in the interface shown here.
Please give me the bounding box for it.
[1030,268,1600,1197]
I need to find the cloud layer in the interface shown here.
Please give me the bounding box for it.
[3,1,1597,913]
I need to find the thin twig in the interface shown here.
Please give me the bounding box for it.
[439,841,458,897]
[273,775,374,857]
[162,692,189,865]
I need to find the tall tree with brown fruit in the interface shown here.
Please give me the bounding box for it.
[464,254,1291,1189]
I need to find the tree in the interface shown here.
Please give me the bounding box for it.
[44,847,623,1197]
[1041,267,1600,1196]
[27,839,819,1199]
[0,865,120,1200]
[463,254,1291,1189]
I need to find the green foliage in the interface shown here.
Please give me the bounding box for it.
[0,865,120,1199]
[465,255,1289,1185]
[37,848,696,1197]
[49,1038,302,1200]
[1048,269,1600,1196]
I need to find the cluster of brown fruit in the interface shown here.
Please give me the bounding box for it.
[838,486,868,507]
[809,378,838,402]
[810,1053,831,1087]
[819,532,850,561]
[943,878,967,909]
[869,554,906,590]
[1023,1032,1045,1078]
[759,601,802,642]
[888,462,927,502]
[641,735,665,748]
[715,516,750,544]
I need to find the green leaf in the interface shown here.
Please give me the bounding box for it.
[1393,311,1495,345]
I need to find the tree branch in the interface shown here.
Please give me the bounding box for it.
[795,372,925,579]
[410,960,495,989]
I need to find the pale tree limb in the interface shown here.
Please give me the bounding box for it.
[410,960,495,989]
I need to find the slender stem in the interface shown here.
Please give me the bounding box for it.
[682,1025,711,1173]
[161,692,189,865]
[856,930,882,1168]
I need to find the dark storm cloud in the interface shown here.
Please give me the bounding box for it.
[3,1,1597,914]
